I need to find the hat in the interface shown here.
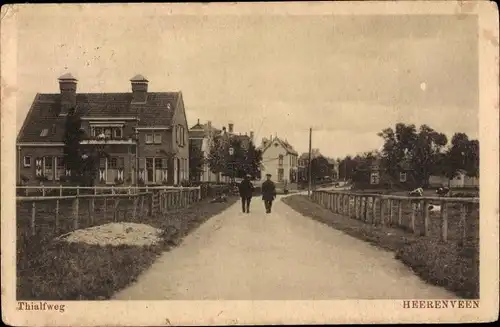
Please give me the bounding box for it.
[246,174,252,178]
[266,173,272,177]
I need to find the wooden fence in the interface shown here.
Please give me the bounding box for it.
[16,188,201,238]
[311,190,479,245]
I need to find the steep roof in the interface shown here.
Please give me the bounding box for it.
[260,136,298,156]
[17,92,181,143]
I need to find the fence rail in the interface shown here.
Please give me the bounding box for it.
[311,190,479,245]
[16,185,202,197]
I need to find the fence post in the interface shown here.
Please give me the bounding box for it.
[140,195,145,216]
[423,199,430,236]
[114,198,120,222]
[397,200,403,227]
[410,201,416,234]
[42,185,45,197]
[104,196,107,220]
[347,195,351,217]
[459,203,469,246]
[361,196,366,222]
[133,195,138,220]
[55,199,60,232]
[440,200,448,242]
[89,198,95,225]
[372,197,377,224]
[148,193,153,217]
[112,185,115,195]
[380,198,386,226]
[72,196,79,230]
[387,199,393,226]
[25,187,29,196]
[59,184,63,197]
[31,202,36,236]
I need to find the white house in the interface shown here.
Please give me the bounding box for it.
[259,135,298,184]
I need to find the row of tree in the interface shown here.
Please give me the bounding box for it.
[337,123,479,187]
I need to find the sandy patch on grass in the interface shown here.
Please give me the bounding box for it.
[59,222,163,247]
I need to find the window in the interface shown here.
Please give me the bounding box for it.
[176,125,186,146]
[399,172,407,182]
[278,155,284,166]
[104,128,112,139]
[146,133,154,144]
[44,156,53,169]
[154,133,162,144]
[370,171,380,185]
[55,156,65,180]
[43,156,53,180]
[23,156,31,168]
[40,129,49,137]
[278,168,284,182]
[93,127,103,137]
[113,128,122,138]
[109,157,118,169]
[154,158,163,169]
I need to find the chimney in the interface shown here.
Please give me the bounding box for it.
[130,74,149,103]
[249,131,254,142]
[228,122,234,133]
[58,73,77,116]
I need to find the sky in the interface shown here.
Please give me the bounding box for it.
[15,7,479,158]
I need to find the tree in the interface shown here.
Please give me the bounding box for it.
[62,107,109,186]
[206,134,262,180]
[189,143,205,182]
[411,125,448,186]
[377,123,447,187]
[442,133,480,182]
[62,107,83,184]
[310,155,330,182]
[338,155,357,180]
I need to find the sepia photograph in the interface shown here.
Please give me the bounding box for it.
[1,1,498,325]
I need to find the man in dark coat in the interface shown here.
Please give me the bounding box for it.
[262,173,277,213]
[238,174,254,213]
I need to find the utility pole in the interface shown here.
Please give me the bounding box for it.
[308,127,312,197]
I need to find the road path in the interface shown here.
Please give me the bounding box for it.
[113,195,456,300]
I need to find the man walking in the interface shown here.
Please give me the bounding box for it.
[262,173,277,213]
[238,174,254,213]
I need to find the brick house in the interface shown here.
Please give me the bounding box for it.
[189,120,254,183]
[16,73,190,186]
[353,157,416,189]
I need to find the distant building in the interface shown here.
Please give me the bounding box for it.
[297,150,337,181]
[429,170,479,188]
[188,120,253,183]
[16,73,189,186]
[259,135,298,183]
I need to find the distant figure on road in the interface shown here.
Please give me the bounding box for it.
[238,174,254,213]
[262,173,277,214]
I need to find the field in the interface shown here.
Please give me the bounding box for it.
[282,194,479,298]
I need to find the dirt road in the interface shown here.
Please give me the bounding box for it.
[113,195,456,300]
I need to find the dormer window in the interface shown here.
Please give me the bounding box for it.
[40,129,49,137]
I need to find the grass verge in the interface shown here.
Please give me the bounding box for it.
[281,195,479,299]
[17,196,238,300]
